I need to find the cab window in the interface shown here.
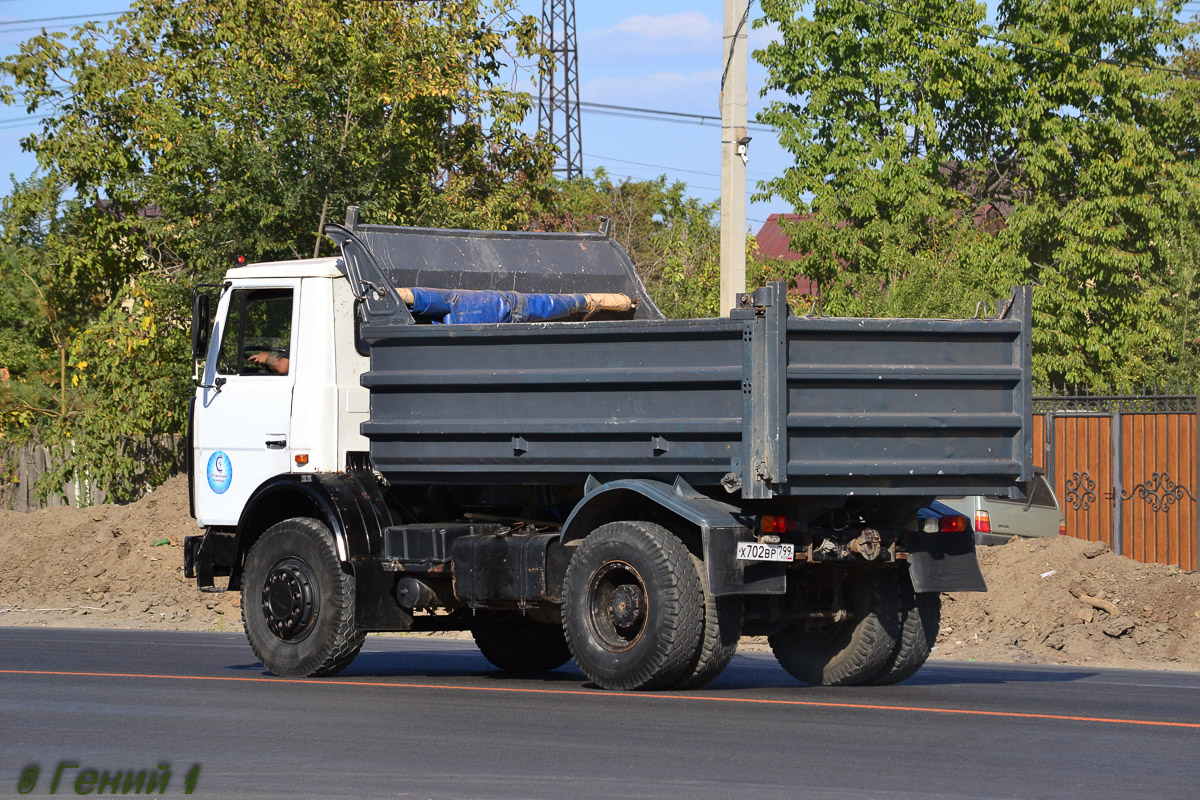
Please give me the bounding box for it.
[216,288,294,376]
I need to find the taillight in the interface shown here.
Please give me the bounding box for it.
[760,514,789,534]
[939,514,969,533]
[974,510,991,533]
[1059,522,1067,536]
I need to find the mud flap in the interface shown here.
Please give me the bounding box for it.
[185,530,237,589]
[705,526,786,596]
[906,531,987,593]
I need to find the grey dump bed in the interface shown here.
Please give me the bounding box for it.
[328,222,1034,500]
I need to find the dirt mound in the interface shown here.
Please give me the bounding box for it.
[935,535,1200,670]
[2,480,1199,671]
[0,476,241,630]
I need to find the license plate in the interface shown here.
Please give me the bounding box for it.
[736,541,794,562]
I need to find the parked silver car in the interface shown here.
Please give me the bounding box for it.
[936,473,1066,546]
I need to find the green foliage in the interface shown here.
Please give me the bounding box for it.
[1160,213,1200,386]
[0,0,550,501]
[531,170,738,318]
[757,0,1200,390]
[3,0,550,271]
[38,277,193,502]
[0,238,61,429]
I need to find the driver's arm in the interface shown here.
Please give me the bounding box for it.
[247,351,289,374]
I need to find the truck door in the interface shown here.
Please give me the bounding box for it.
[194,281,299,526]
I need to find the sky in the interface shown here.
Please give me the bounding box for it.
[0,1,794,230]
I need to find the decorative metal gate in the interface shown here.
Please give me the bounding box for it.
[1035,393,1198,571]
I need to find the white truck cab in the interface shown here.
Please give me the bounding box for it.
[192,258,369,526]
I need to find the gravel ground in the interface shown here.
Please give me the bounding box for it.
[3,477,1198,672]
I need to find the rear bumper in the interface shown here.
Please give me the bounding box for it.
[974,531,1015,547]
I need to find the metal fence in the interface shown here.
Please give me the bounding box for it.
[1034,392,1198,571]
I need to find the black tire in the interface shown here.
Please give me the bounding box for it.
[241,517,365,678]
[768,568,900,686]
[471,611,572,673]
[672,554,742,689]
[868,570,941,685]
[562,521,705,691]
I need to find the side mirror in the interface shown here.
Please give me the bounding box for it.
[191,293,211,360]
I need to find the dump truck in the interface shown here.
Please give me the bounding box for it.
[184,207,1033,690]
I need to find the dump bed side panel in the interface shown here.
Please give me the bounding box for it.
[777,289,1033,497]
[360,318,745,485]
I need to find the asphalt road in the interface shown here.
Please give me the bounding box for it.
[2,628,1198,800]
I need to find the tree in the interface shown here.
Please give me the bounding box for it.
[42,275,194,502]
[531,170,756,318]
[0,0,550,500]
[757,0,1200,390]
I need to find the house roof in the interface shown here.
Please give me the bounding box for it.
[755,213,811,262]
[755,213,818,296]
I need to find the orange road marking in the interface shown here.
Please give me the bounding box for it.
[2,668,1198,730]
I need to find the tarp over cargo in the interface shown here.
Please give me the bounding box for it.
[399,287,634,324]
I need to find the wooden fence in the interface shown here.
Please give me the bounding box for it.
[0,434,184,511]
[4,395,1196,569]
[1035,393,1198,571]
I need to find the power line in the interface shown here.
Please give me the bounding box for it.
[856,0,1200,80]
[0,114,50,130]
[585,152,720,178]
[720,0,755,92]
[585,151,775,179]
[0,113,49,124]
[586,162,760,195]
[2,22,115,36]
[579,101,776,132]
[0,11,125,27]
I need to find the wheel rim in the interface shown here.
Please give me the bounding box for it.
[261,557,319,642]
[586,560,648,653]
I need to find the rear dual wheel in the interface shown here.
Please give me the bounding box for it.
[869,571,941,685]
[674,554,742,689]
[471,611,572,673]
[562,521,708,691]
[769,569,900,686]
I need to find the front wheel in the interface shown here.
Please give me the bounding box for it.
[769,568,899,686]
[241,517,365,677]
[562,521,704,691]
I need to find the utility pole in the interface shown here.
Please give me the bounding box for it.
[539,0,583,178]
[719,0,750,316]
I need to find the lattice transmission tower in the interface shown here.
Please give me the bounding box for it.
[538,0,582,179]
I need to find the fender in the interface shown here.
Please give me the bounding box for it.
[230,470,400,588]
[560,477,782,597]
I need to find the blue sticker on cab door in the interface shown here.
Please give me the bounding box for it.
[207,451,233,494]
